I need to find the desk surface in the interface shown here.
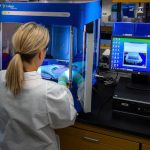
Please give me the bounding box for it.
[77,79,150,138]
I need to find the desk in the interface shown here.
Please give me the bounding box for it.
[56,78,150,150]
[78,79,150,138]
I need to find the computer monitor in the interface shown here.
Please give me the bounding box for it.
[110,36,150,74]
[110,36,150,91]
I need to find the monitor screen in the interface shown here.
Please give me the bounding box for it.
[110,36,150,74]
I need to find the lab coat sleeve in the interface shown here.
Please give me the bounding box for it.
[0,70,6,82]
[0,73,2,85]
[0,71,1,80]
[46,82,77,129]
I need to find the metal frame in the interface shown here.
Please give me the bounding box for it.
[69,26,74,87]
[0,23,2,70]
[94,18,101,68]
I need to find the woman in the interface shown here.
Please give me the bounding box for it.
[0,22,77,150]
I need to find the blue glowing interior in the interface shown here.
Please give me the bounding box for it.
[38,25,86,80]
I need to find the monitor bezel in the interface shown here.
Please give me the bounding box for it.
[110,36,150,75]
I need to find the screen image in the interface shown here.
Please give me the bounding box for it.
[110,37,150,73]
[123,42,147,68]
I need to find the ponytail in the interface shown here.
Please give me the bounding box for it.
[6,54,24,96]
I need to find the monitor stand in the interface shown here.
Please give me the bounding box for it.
[126,73,150,91]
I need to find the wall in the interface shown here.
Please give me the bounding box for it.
[102,0,112,23]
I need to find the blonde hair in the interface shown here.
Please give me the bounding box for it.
[6,22,49,96]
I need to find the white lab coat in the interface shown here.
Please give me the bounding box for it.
[0,70,77,150]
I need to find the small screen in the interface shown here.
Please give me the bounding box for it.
[110,37,150,73]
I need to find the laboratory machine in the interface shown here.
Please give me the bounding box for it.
[0,0,102,112]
